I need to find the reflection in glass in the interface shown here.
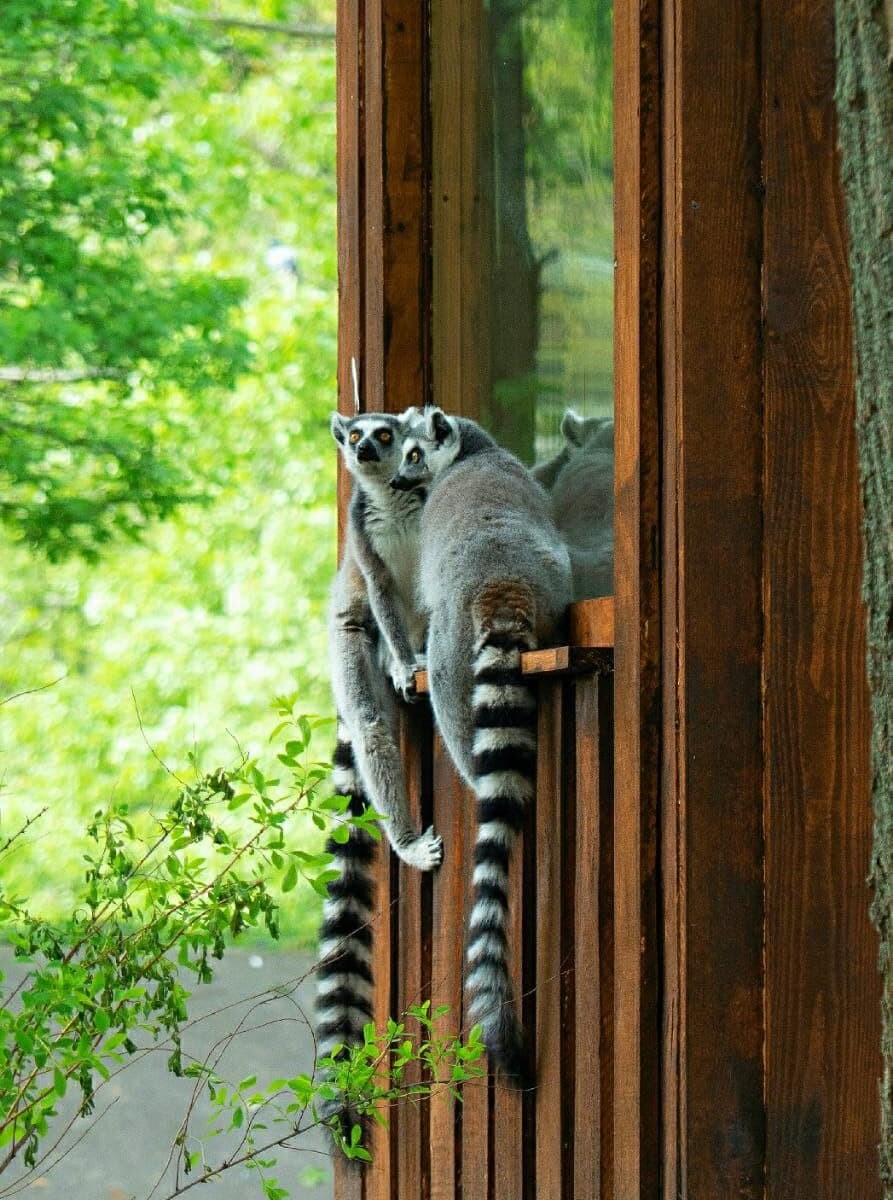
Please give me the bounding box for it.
[485,0,613,465]
[432,0,613,598]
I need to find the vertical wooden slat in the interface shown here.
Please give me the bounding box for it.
[520,701,540,1200]
[397,707,431,1200]
[363,0,429,418]
[381,0,429,409]
[429,741,468,1200]
[597,678,615,1200]
[367,851,396,1200]
[534,681,564,1198]
[492,750,526,1198]
[460,750,491,1200]
[335,0,363,539]
[363,0,385,412]
[430,0,492,416]
[559,685,577,1199]
[335,1155,366,1200]
[574,674,611,1200]
[336,0,362,399]
[612,0,661,1192]
[663,0,767,1189]
[763,0,881,1193]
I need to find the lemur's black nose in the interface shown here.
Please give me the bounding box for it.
[356,441,377,462]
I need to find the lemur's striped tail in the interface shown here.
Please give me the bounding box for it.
[465,589,538,1084]
[315,719,377,1140]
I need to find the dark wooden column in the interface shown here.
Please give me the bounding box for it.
[762,0,880,1193]
[656,0,882,1195]
[658,0,766,1195]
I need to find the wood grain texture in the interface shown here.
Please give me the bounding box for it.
[367,840,396,1200]
[659,0,767,1195]
[396,707,431,1200]
[429,739,468,1200]
[361,0,429,417]
[459,747,491,1200]
[430,0,492,416]
[568,598,615,649]
[492,705,528,1198]
[534,682,564,1200]
[763,0,881,1193]
[574,676,614,1200]
[612,0,662,1192]
[574,679,602,1200]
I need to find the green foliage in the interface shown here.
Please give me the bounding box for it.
[0,699,483,1194]
[0,700,326,1172]
[318,1006,486,1161]
[0,0,340,936]
[0,0,252,558]
[523,0,613,195]
[173,1004,484,1192]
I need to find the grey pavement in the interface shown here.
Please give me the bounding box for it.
[2,947,334,1200]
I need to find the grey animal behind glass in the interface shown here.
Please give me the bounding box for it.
[393,409,573,1083]
[316,409,443,1137]
[532,410,614,600]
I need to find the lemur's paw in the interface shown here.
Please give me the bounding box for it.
[400,826,444,872]
[389,659,420,703]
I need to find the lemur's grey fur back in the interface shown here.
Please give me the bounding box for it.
[317,410,442,1141]
[532,410,614,599]
[395,410,572,1080]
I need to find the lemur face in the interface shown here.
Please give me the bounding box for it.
[390,407,461,491]
[330,412,408,482]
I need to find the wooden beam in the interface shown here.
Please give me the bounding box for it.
[763,0,880,1190]
[413,644,610,696]
[659,0,765,1191]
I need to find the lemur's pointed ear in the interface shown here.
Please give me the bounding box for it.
[428,408,454,445]
[561,409,584,446]
[331,412,349,445]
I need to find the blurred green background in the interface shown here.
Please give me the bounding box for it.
[0,0,338,944]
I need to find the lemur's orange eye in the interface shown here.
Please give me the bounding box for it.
[348,430,361,444]
[378,429,392,444]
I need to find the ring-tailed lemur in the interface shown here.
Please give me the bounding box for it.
[532,410,614,600]
[317,409,443,1135]
[392,408,572,1082]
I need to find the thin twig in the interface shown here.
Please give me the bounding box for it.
[0,676,67,709]
[171,7,334,39]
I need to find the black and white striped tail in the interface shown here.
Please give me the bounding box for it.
[315,719,377,1140]
[465,628,537,1084]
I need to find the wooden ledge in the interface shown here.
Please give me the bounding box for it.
[413,597,614,695]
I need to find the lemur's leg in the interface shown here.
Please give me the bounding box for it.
[333,622,442,871]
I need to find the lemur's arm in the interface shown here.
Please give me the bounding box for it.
[348,496,418,696]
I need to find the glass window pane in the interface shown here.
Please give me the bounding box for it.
[431,0,614,599]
